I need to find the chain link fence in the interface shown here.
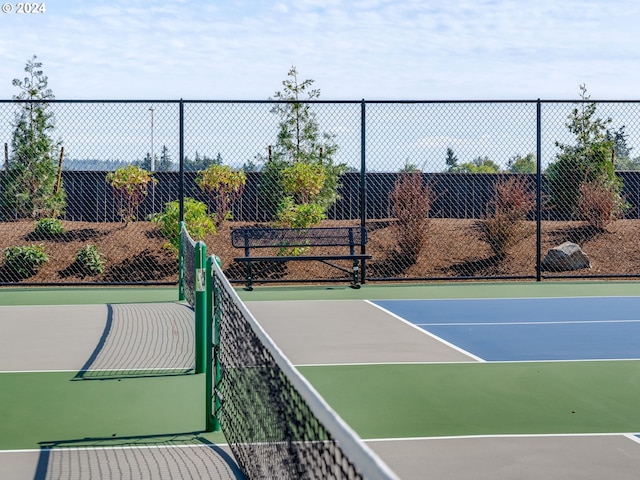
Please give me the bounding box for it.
[1,99,640,286]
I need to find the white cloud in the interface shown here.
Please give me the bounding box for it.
[0,0,638,99]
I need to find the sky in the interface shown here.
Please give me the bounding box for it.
[0,0,639,101]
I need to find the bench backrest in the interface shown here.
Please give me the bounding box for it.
[231,226,367,249]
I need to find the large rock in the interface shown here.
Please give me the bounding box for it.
[541,242,591,271]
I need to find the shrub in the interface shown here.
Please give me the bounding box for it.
[151,198,216,252]
[3,244,49,279]
[34,218,66,237]
[390,171,435,264]
[479,176,535,258]
[195,164,246,226]
[106,165,157,223]
[281,162,326,204]
[577,177,630,230]
[75,245,105,276]
[275,197,326,255]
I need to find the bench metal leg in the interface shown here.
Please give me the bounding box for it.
[245,261,254,291]
[351,260,361,289]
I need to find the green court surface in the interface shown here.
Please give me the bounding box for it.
[3,281,640,479]
[0,371,225,450]
[300,361,640,439]
[0,286,178,306]
[2,280,640,306]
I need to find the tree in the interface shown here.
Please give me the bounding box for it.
[137,145,174,171]
[183,151,222,171]
[607,126,640,171]
[507,153,536,173]
[445,147,459,172]
[546,84,622,219]
[2,55,66,219]
[262,66,346,223]
[456,156,501,173]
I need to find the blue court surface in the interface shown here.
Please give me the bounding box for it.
[372,296,640,362]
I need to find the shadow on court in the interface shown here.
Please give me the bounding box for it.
[35,433,244,480]
[73,303,195,380]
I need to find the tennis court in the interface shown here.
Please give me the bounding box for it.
[2,280,640,479]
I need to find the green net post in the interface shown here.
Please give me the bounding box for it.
[194,241,207,374]
[206,255,222,432]
[178,221,186,302]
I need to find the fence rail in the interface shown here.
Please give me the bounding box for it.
[2,99,640,286]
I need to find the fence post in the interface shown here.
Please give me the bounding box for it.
[360,99,367,284]
[536,99,542,282]
[205,255,222,432]
[179,99,185,223]
[194,240,207,373]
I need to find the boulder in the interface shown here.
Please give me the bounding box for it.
[541,242,591,271]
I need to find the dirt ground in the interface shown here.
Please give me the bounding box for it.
[0,218,639,284]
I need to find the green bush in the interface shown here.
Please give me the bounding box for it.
[274,197,326,256]
[34,218,66,237]
[151,198,216,252]
[3,244,49,279]
[75,245,105,275]
[106,165,157,223]
[195,164,246,226]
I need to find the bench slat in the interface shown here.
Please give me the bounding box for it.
[231,226,367,248]
[234,254,372,262]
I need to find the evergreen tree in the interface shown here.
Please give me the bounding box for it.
[607,126,640,170]
[262,66,346,219]
[183,151,222,171]
[445,147,459,172]
[546,84,621,217]
[3,55,65,219]
[137,145,173,171]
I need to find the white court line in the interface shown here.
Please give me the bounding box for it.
[376,295,640,302]
[365,432,640,443]
[296,357,640,367]
[364,300,484,362]
[0,443,232,454]
[416,319,640,326]
[0,368,192,374]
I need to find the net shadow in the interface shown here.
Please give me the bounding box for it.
[35,433,244,480]
[74,303,195,380]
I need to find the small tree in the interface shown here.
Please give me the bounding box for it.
[546,85,622,220]
[261,67,346,218]
[2,55,66,219]
[196,164,246,226]
[105,165,157,223]
[445,147,459,172]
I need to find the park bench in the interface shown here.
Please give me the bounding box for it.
[231,226,372,290]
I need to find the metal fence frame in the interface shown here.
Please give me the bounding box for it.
[2,98,640,286]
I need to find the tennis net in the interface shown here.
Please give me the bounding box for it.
[207,256,398,480]
[179,222,197,308]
